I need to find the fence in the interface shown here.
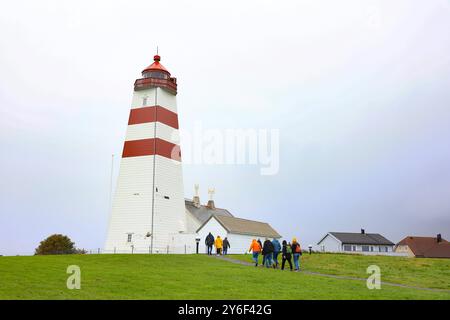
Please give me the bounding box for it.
[85,245,198,255]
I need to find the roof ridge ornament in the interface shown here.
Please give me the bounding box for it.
[208,187,215,200]
[194,184,199,196]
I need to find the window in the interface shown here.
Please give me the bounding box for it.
[127,234,132,243]
[344,245,352,251]
[143,97,147,106]
[370,246,374,252]
[352,245,356,251]
[144,71,168,79]
[362,245,369,252]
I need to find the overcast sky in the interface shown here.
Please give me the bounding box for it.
[1,0,449,255]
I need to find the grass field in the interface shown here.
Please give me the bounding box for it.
[230,253,450,290]
[0,253,449,300]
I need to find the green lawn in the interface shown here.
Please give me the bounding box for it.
[0,254,449,300]
[230,252,450,290]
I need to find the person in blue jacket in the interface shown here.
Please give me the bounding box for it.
[271,238,281,268]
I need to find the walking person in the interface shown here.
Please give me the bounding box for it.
[215,235,223,255]
[257,239,264,265]
[281,240,293,271]
[223,237,230,255]
[205,232,214,255]
[272,238,281,269]
[291,237,302,271]
[248,239,261,267]
[262,238,274,268]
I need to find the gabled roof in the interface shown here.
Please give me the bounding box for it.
[322,232,394,245]
[197,214,281,239]
[185,199,234,224]
[397,236,450,258]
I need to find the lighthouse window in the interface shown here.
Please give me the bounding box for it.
[127,234,132,242]
[143,97,147,106]
[144,71,168,79]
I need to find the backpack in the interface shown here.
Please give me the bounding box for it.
[286,245,292,254]
[294,243,301,253]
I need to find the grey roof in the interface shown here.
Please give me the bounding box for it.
[326,232,394,246]
[197,214,281,238]
[185,199,234,224]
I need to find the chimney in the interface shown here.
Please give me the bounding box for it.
[206,200,215,210]
[206,187,216,210]
[193,184,200,208]
[361,229,365,235]
[437,234,442,243]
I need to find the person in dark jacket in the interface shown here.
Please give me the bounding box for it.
[205,232,214,255]
[223,237,230,255]
[281,240,293,271]
[271,238,281,268]
[262,238,274,268]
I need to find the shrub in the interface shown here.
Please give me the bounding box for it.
[35,234,77,255]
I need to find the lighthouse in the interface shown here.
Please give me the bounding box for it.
[105,54,186,253]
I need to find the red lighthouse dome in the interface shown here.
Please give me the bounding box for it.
[142,55,171,77]
[135,54,177,94]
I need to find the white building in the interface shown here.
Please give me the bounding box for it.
[317,230,397,255]
[184,193,281,254]
[196,214,281,254]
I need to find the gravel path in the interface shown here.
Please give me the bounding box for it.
[213,255,450,293]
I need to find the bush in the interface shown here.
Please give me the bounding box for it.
[35,234,77,255]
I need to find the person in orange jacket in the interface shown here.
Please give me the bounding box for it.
[215,236,223,255]
[248,239,262,267]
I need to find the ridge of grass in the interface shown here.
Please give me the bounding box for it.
[0,254,449,300]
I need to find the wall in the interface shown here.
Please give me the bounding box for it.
[341,244,395,254]
[317,234,342,252]
[226,233,258,254]
[394,245,415,257]
[185,209,201,233]
[197,217,228,254]
[341,251,409,257]
[104,86,187,254]
[169,232,198,254]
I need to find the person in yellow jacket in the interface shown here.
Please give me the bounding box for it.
[215,236,223,255]
[291,237,302,271]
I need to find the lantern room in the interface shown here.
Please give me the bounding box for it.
[134,55,177,94]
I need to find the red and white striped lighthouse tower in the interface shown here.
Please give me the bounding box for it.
[105,54,186,253]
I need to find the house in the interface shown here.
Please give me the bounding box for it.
[394,234,450,258]
[164,186,281,254]
[196,214,281,254]
[317,229,396,255]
